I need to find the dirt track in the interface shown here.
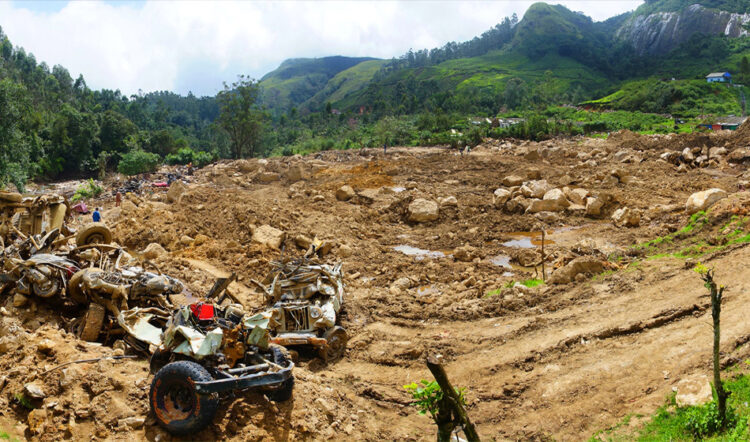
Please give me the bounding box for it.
[4,130,750,440]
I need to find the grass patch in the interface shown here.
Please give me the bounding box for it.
[520,278,544,288]
[592,270,616,281]
[484,288,503,298]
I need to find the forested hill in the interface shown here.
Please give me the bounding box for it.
[0,25,223,189]
[257,0,750,117]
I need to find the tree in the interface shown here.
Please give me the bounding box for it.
[695,264,729,429]
[740,56,750,83]
[216,75,265,158]
[0,79,33,191]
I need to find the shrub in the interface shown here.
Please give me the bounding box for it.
[71,178,103,202]
[117,150,161,176]
[165,147,213,167]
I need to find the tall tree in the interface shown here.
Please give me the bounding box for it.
[216,75,265,158]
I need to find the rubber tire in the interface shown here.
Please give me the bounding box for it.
[67,269,91,305]
[150,361,219,436]
[265,344,294,402]
[318,326,348,362]
[76,222,112,246]
[78,303,105,342]
[32,274,60,298]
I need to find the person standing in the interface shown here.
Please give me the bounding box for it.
[92,207,101,223]
[115,191,122,207]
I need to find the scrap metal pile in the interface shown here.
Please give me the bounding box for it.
[0,190,349,435]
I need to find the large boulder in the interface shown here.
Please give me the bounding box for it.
[675,375,713,407]
[521,180,552,199]
[585,197,604,217]
[611,207,641,227]
[686,189,727,214]
[438,196,458,207]
[142,243,167,260]
[493,188,511,208]
[166,180,187,204]
[549,257,605,284]
[542,188,570,209]
[525,199,561,214]
[252,225,286,249]
[565,188,589,206]
[335,185,356,201]
[285,164,306,182]
[258,172,281,183]
[408,199,439,223]
[502,175,525,187]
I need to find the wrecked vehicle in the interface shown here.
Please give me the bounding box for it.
[68,260,186,343]
[0,253,81,305]
[148,303,294,435]
[255,257,348,361]
[0,192,69,246]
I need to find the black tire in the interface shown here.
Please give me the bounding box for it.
[78,303,105,342]
[150,361,219,436]
[265,344,294,402]
[318,326,348,362]
[75,223,112,246]
[32,273,60,298]
[66,269,90,305]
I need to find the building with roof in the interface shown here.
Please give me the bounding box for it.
[706,72,732,83]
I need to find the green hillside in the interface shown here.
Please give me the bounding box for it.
[303,59,386,112]
[259,56,378,112]
[634,0,750,15]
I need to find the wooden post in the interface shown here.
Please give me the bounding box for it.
[426,355,480,442]
[540,229,546,282]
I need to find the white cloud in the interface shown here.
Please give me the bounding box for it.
[0,0,644,96]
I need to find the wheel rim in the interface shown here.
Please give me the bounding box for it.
[163,383,195,421]
[34,278,59,298]
[86,233,105,244]
[325,332,346,360]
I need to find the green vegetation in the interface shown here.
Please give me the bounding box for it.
[634,0,750,15]
[165,147,213,167]
[117,150,161,176]
[71,178,103,202]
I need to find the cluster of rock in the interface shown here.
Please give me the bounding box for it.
[493,176,609,219]
[660,146,726,171]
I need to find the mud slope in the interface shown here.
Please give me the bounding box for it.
[5,129,750,440]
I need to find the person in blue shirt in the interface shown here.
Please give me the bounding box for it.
[92,208,101,223]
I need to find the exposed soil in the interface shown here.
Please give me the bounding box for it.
[5,128,750,440]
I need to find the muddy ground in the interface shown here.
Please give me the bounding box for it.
[3,128,750,440]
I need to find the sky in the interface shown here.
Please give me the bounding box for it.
[0,0,645,97]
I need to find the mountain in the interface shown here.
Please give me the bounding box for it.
[258,56,379,112]
[617,1,750,54]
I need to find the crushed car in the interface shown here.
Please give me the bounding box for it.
[147,302,294,435]
[253,256,348,361]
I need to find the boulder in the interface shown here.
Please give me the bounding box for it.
[335,185,356,201]
[566,188,589,206]
[493,189,511,208]
[611,207,641,227]
[438,196,458,207]
[338,244,353,258]
[24,382,46,399]
[675,375,713,407]
[285,164,306,182]
[194,234,209,246]
[502,175,525,187]
[408,199,439,223]
[526,168,542,179]
[524,149,541,161]
[535,211,560,223]
[295,235,313,250]
[180,235,194,246]
[542,188,570,209]
[453,245,478,263]
[166,180,187,203]
[252,225,286,249]
[549,257,605,284]
[585,197,604,217]
[525,199,561,214]
[685,188,727,214]
[142,243,167,260]
[613,150,629,162]
[728,148,750,163]
[258,172,281,183]
[521,180,552,199]
[682,147,695,162]
[12,294,28,308]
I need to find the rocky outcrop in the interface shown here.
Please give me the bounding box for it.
[617,4,750,55]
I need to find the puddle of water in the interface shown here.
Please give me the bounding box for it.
[393,245,446,260]
[489,255,512,268]
[503,231,556,249]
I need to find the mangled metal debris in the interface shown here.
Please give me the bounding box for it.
[254,256,348,361]
[148,303,294,435]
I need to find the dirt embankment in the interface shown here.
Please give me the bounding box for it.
[5,127,750,440]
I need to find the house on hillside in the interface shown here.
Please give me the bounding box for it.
[706,72,732,83]
[697,115,746,131]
